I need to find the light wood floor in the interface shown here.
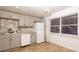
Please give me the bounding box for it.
[7,42,75,52]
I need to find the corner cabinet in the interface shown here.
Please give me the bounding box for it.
[0,35,21,51]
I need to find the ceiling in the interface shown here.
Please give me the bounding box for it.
[0,6,70,18]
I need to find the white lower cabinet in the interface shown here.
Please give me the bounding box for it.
[10,35,21,49]
[0,35,20,51]
[0,36,10,51]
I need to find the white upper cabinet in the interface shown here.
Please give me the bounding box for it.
[19,16,34,26]
[19,15,25,26]
[19,16,33,26]
[0,11,41,26]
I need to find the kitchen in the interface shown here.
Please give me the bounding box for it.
[0,6,79,52]
[0,7,44,51]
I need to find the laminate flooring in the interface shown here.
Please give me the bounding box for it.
[7,42,75,52]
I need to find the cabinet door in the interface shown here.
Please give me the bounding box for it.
[25,20,33,26]
[0,36,10,51]
[19,19,24,26]
[11,35,20,48]
[19,16,25,26]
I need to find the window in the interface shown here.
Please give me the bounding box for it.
[51,18,60,33]
[61,14,78,35]
[62,14,77,25]
[51,18,60,25]
[62,26,77,34]
[51,26,59,33]
[50,14,78,35]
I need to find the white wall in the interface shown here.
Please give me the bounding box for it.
[46,7,79,51]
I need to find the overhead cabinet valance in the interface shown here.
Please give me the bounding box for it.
[0,17,19,21]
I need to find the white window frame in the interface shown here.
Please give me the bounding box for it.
[51,13,78,36]
[51,18,60,33]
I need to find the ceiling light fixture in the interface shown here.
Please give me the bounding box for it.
[15,6,20,13]
[16,6,19,9]
[45,9,52,17]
